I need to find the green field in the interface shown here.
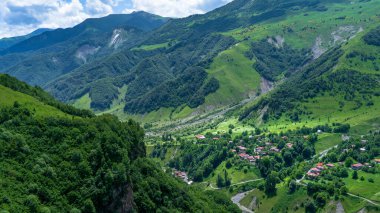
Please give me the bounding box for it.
[242,184,308,213]
[344,170,380,202]
[0,85,67,118]
[315,133,341,153]
[204,161,260,186]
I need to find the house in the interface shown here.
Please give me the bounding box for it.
[282,136,288,140]
[360,147,366,152]
[270,147,280,152]
[239,153,249,159]
[237,146,247,153]
[230,149,237,153]
[307,171,320,179]
[255,147,264,153]
[286,143,293,149]
[316,166,325,171]
[317,130,323,134]
[316,162,324,167]
[247,156,255,162]
[309,168,321,174]
[326,163,335,168]
[213,137,219,140]
[351,163,364,170]
[195,135,206,140]
[375,159,380,164]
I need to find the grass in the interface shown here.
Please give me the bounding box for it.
[263,95,380,133]
[344,170,380,202]
[132,42,169,51]
[205,42,261,107]
[341,195,368,213]
[0,85,68,118]
[245,184,308,213]
[204,161,260,185]
[223,0,380,49]
[315,133,341,153]
[72,93,91,110]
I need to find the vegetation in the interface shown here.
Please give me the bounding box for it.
[0,78,238,212]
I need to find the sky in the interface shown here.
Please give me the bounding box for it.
[0,0,233,39]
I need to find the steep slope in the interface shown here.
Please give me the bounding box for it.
[239,25,380,131]
[2,0,380,127]
[0,12,168,86]
[0,28,52,51]
[47,0,352,116]
[0,75,239,212]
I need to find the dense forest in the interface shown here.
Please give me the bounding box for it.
[0,77,238,212]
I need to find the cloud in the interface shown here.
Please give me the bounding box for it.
[123,0,232,18]
[0,0,233,38]
[0,0,112,38]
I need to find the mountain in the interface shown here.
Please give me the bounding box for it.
[1,0,380,128]
[0,74,239,212]
[0,12,168,86]
[0,28,52,51]
[239,25,380,131]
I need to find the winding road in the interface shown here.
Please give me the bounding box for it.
[347,193,380,206]
[231,190,255,213]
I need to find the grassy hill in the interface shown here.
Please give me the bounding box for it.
[239,24,380,132]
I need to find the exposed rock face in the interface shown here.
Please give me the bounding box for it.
[75,44,100,63]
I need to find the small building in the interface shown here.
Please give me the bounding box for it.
[374,159,380,164]
[286,143,293,149]
[326,163,335,168]
[309,168,321,174]
[237,146,247,153]
[307,171,320,179]
[316,162,324,167]
[239,153,249,159]
[351,163,364,170]
[360,147,366,152]
[316,166,325,171]
[195,135,206,140]
[317,130,323,134]
[281,136,288,140]
[270,147,280,152]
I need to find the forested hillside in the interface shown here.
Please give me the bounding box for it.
[240,25,380,130]
[0,75,238,212]
[4,0,378,124]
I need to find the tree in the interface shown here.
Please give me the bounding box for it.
[352,171,358,180]
[345,157,354,167]
[217,174,224,188]
[264,172,278,196]
[305,200,316,213]
[224,170,231,187]
[288,180,297,194]
[82,199,96,213]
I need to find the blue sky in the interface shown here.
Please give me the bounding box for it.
[0,0,232,39]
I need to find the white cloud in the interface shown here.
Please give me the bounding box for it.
[0,0,233,38]
[124,0,207,18]
[0,0,113,38]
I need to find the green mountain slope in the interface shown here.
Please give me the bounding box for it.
[239,25,380,131]
[0,28,52,51]
[0,75,238,212]
[0,12,168,86]
[1,0,380,128]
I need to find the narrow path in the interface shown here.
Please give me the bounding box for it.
[347,193,380,206]
[207,178,264,190]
